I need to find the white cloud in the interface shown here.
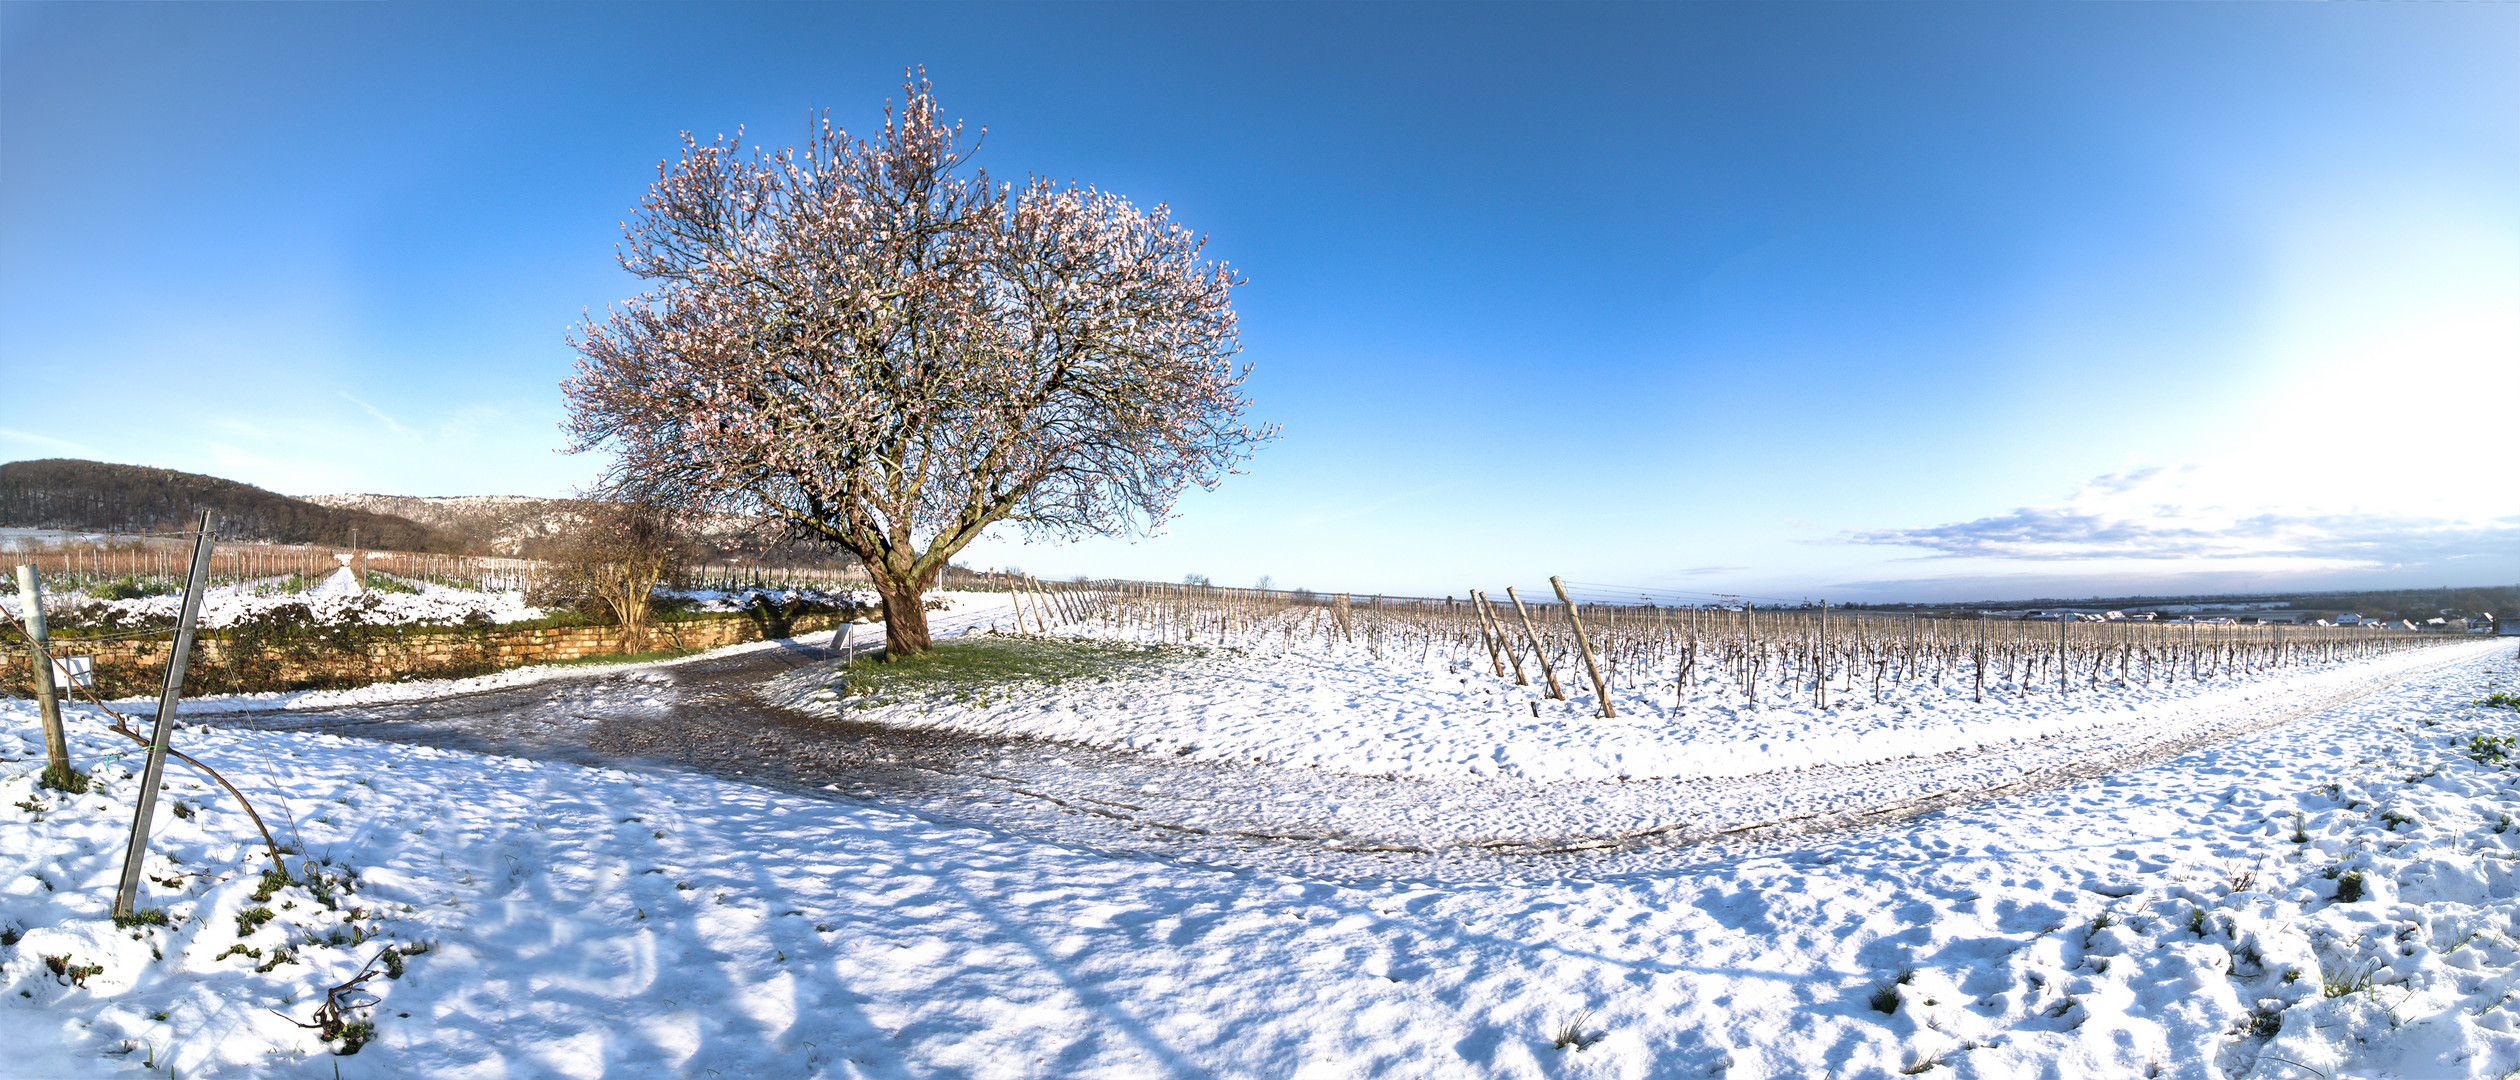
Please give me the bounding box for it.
[1847,458,2516,574]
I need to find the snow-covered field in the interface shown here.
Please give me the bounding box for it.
[0,568,548,629]
[6,617,2519,1076]
[763,608,2474,785]
[0,566,869,632]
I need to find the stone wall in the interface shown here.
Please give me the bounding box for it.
[4,610,851,698]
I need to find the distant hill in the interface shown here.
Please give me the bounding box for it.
[300,493,582,555]
[0,459,455,551]
[302,493,778,556]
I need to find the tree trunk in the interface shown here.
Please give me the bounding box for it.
[875,578,934,656]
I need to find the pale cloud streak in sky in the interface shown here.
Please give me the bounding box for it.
[1846,460,2517,574]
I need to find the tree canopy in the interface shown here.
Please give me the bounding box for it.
[564,78,1271,654]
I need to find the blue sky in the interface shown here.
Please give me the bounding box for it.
[3,2,2513,603]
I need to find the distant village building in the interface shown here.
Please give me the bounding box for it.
[2335,612,2363,626]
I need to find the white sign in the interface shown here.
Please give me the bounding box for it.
[51,655,93,689]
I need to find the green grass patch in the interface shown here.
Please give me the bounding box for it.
[830,635,1202,708]
[86,575,179,600]
[361,573,422,595]
[111,907,170,929]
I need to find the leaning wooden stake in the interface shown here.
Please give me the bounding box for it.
[1550,577,1615,718]
[1466,591,1507,679]
[1503,586,1564,700]
[113,510,216,918]
[14,565,75,789]
[1475,591,1530,686]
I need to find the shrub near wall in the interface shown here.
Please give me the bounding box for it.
[1,608,853,698]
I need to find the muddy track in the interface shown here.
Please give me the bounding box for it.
[189,641,2493,875]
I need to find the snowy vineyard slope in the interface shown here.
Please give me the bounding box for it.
[6,638,2520,1077]
[761,614,2485,785]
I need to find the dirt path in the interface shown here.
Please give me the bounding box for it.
[189,640,2499,880]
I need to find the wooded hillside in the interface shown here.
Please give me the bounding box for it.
[0,458,456,550]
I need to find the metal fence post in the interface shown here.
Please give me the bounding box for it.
[113,510,218,918]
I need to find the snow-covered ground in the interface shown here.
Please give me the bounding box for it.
[762,609,2474,785]
[6,619,2519,1076]
[1,567,873,633]
[1,568,549,629]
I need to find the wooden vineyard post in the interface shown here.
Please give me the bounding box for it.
[1006,578,1031,634]
[1503,587,1564,700]
[114,510,217,919]
[1973,626,1985,704]
[1550,577,1615,718]
[1816,600,1829,709]
[1475,591,1530,686]
[1467,590,1508,679]
[14,565,75,788]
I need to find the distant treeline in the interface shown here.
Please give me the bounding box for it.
[2281,586,2517,622]
[0,458,459,551]
[1865,583,2517,621]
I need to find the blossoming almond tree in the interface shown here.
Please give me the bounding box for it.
[563,78,1270,655]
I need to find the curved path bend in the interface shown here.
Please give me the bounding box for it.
[188,639,2502,881]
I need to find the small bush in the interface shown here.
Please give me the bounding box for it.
[2467,734,2518,764]
[234,907,276,937]
[43,955,104,987]
[331,1020,376,1055]
[2479,692,2520,711]
[361,573,421,596]
[249,868,293,902]
[2336,870,2367,903]
[88,575,177,601]
[1869,966,1917,1014]
[34,763,90,795]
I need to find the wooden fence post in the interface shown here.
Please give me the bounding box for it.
[1467,590,1509,679]
[14,565,75,788]
[1816,599,1829,709]
[1550,577,1616,718]
[1503,586,1564,700]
